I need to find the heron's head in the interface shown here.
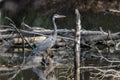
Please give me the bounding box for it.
[53,14,66,19]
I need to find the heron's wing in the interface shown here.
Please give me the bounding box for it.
[32,36,54,54]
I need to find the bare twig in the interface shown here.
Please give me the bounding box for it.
[10,23,34,49]
[8,23,26,80]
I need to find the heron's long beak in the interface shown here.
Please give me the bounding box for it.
[59,15,66,18]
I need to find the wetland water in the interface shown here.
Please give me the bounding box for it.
[0,11,120,80]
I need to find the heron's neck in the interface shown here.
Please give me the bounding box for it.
[52,17,57,34]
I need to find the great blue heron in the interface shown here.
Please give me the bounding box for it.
[32,14,66,54]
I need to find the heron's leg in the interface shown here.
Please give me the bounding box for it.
[43,49,50,58]
[46,48,54,58]
[41,49,50,66]
[46,49,50,54]
[42,49,54,66]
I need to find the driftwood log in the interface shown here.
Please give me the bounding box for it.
[0,25,119,42]
[0,24,120,53]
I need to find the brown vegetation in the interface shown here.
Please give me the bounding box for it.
[0,0,120,17]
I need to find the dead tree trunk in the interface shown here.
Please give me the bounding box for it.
[74,9,81,80]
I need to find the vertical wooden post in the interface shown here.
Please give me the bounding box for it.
[74,9,81,80]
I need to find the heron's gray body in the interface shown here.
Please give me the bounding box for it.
[32,34,56,54]
[32,14,65,54]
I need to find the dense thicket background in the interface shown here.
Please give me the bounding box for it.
[0,0,120,31]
